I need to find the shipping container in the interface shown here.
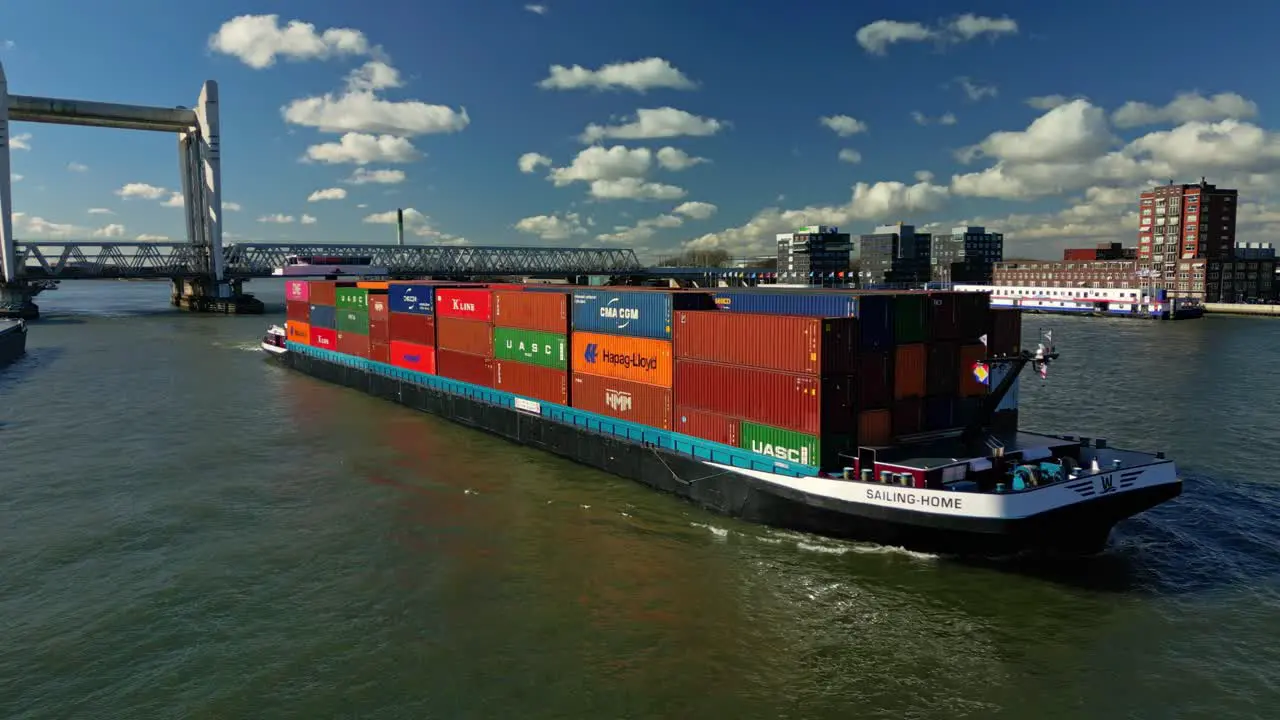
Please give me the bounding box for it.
[955,292,990,343]
[571,373,673,430]
[370,341,390,365]
[286,320,310,346]
[989,309,1022,356]
[493,290,569,334]
[311,326,337,350]
[857,350,893,410]
[495,359,568,405]
[336,308,370,335]
[674,406,740,446]
[857,409,893,446]
[336,287,369,311]
[573,290,671,340]
[923,395,955,431]
[357,281,389,290]
[957,343,989,398]
[571,331,673,387]
[285,300,310,323]
[389,312,434,347]
[927,293,960,341]
[285,280,310,303]
[388,283,437,315]
[674,360,856,436]
[437,349,496,387]
[891,397,923,436]
[309,304,337,330]
[369,294,390,343]
[710,290,859,318]
[857,294,894,350]
[436,288,493,322]
[436,316,494,357]
[337,330,371,359]
[494,327,567,370]
[893,343,927,399]
[925,342,958,396]
[672,311,858,374]
[893,294,928,344]
[308,281,337,306]
[740,421,826,468]
[390,340,436,374]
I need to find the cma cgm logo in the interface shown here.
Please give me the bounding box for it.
[451,298,476,312]
[599,297,640,329]
[583,343,599,363]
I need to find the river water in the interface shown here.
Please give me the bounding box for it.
[1,279,1277,719]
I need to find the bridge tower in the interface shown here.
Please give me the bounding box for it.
[0,59,254,319]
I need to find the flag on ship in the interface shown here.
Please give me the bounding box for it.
[972,361,990,385]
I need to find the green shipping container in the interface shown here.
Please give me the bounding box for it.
[493,326,568,370]
[336,308,370,333]
[336,287,369,311]
[740,421,821,467]
[893,295,928,344]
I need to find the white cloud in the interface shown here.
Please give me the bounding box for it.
[223,201,242,212]
[116,183,168,200]
[1112,91,1258,129]
[91,223,126,238]
[10,133,31,150]
[580,107,724,143]
[162,192,185,208]
[956,99,1113,166]
[515,212,588,240]
[538,58,696,92]
[283,90,469,137]
[914,170,935,183]
[362,207,463,242]
[856,14,1018,55]
[546,145,693,200]
[67,162,89,173]
[838,149,863,164]
[304,132,418,164]
[357,203,368,208]
[518,152,553,174]
[300,214,317,225]
[655,147,708,171]
[525,4,548,14]
[820,115,868,137]
[345,60,402,92]
[347,168,406,185]
[308,187,348,202]
[589,178,685,201]
[208,14,369,69]
[136,234,170,241]
[258,214,295,224]
[673,201,717,220]
[598,213,685,243]
[11,174,21,182]
[87,208,114,215]
[955,77,997,101]
[1027,94,1071,110]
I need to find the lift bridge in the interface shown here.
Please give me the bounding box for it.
[0,59,642,320]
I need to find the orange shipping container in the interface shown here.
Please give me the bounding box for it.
[571,331,673,388]
[858,409,893,446]
[893,343,927,399]
[435,316,494,357]
[493,290,569,334]
[957,343,988,398]
[286,320,310,345]
[357,281,390,290]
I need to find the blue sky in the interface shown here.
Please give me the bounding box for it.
[4,0,1280,260]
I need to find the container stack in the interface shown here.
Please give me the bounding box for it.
[367,285,391,365]
[435,287,496,387]
[335,286,372,359]
[307,281,339,351]
[284,280,311,346]
[890,294,928,437]
[673,310,858,467]
[986,308,1023,432]
[492,289,570,405]
[387,282,439,374]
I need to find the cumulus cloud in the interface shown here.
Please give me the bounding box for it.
[116,183,167,200]
[308,187,348,202]
[363,207,466,243]
[538,58,696,92]
[87,208,114,215]
[304,132,419,164]
[10,133,31,150]
[515,212,589,240]
[580,107,724,144]
[91,223,126,238]
[598,212,685,243]
[346,168,406,185]
[67,162,89,173]
[856,14,1018,55]
[545,145,701,200]
[258,214,295,223]
[673,201,717,220]
[301,214,318,224]
[525,4,548,14]
[1112,91,1259,129]
[518,152,553,174]
[838,149,863,164]
[820,115,868,137]
[208,14,369,69]
[912,111,957,126]
[954,77,997,101]
[283,91,469,136]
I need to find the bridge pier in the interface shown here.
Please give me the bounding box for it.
[170,277,263,315]
[0,282,38,320]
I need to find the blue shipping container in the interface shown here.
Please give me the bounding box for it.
[389,283,436,315]
[857,294,894,350]
[711,291,860,318]
[571,290,674,339]
[309,304,337,330]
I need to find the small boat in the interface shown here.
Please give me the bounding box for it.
[261,324,288,356]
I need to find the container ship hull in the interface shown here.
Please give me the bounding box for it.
[281,341,1181,556]
[0,320,28,368]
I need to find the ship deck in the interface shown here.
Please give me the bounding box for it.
[873,430,1165,473]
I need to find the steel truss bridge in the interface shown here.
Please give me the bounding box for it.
[11,241,644,280]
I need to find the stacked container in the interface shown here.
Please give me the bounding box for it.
[335,286,373,359]
[284,280,311,346]
[569,290,713,429]
[307,281,339,351]
[987,308,1023,433]
[435,287,496,387]
[388,282,440,374]
[672,311,859,467]
[492,289,570,405]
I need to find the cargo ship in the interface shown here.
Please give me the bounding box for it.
[267,279,1182,556]
[953,283,1205,320]
[0,319,27,368]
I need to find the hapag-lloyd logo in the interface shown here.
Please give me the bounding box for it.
[584,343,659,372]
[288,325,306,339]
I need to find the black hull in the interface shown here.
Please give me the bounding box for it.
[282,351,1177,556]
[0,323,28,368]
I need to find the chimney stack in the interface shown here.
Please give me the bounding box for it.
[396,208,405,246]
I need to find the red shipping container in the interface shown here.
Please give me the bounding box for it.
[436,288,493,322]
[571,373,673,430]
[435,316,494,357]
[285,300,310,323]
[389,311,434,346]
[893,343,927,399]
[308,281,337,306]
[437,349,495,387]
[337,330,371,359]
[674,406,740,446]
[673,311,858,374]
[858,409,893,446]
[926,342,958,396]
[928,293,960,341]
[857,351,892,410]
[495,360,568,405]
[674,359,856,436]
[370,340,390,365]
[390,340,436,374]
[957,343,988,398]
[493,290,569,334]
[311,327,337,350]
[285,280,310,303]
[989,309,1022,356]
[369,293,391,344]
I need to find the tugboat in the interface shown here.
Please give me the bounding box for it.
[260,324,288,357]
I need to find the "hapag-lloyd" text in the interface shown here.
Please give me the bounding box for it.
[602,350,658,371]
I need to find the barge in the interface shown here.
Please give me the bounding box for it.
[267,281,1182,557]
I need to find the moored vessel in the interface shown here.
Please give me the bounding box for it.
[0,319,27,367]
